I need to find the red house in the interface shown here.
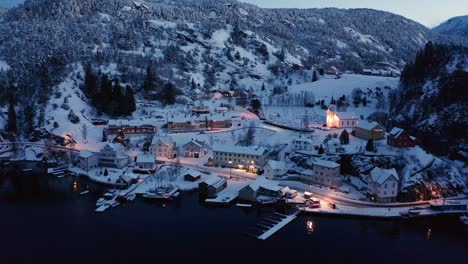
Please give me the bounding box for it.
[387,127,417,148]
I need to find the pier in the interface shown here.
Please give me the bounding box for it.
[251,210,300,240]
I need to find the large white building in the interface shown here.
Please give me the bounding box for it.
[311,159,342,188]
[77,151,99,171]
[99,143,129,169]
[326,105,358,128]
[150,136,177,159]
[367,167,399,203]
[135,154,156,171]
[292,136,314,152]
[183,139,209,158]
[263,160,288,179]
[212,145,269,172]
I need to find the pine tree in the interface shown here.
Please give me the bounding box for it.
[143,65,155,93]
[312,70,318,82]
[84,64,97,98]
[339,130,349,145]
[318,145,324,154]
[160,83,176,105]
[7,93,17,133]
[250,99,261,114]
[261,82,266,91]
[366,138,375,152]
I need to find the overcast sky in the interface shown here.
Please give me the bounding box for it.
[240,0,468,27]
[1,0,466,27]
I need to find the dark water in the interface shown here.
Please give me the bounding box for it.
[0,171,467,264]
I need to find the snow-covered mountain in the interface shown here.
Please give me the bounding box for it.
[432,15,468,39]
[390,42,468,155]
[0,0,438,94]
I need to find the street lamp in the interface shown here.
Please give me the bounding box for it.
[228,161,232,179]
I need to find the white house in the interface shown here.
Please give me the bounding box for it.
[312,159,342,188]
[77,151,99,171]
[212,145,269,173]
[183,139,209,158]
[239,177,288,202]
[292,136,314,152]
[99,144,129,169]
[367,167,399,203]
[135,154,156,171]
[326,105,358,128]
[151,135,177,159]
[263,160,288,179]
[327,139,345,154]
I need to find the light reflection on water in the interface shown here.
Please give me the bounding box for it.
[306,220,314,234]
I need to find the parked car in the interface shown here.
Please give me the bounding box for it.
[328,203,336,209]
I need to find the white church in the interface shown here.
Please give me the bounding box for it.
[326,105,358,128]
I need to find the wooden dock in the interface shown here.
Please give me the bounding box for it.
[256,210,300,240]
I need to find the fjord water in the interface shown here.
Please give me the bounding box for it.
[0,173,466,264]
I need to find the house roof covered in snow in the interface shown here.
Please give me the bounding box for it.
[313,159,340,169]
[248,177,284,192]
[184,139,205,148]
[203,176,226,188]
[102,143,123,151]
[370,167,399,185]
[337,112,358,120]
[212,145,268,156]
[79,150,97,158]
[266,160,287,170]
[184,169,202,177]
[136,154,155,163]
[152,135,173,145]
[293,136,314,143]
[389,127,404,138]
[356,120,383,131]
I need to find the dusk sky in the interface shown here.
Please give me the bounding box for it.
[1,0,467,27]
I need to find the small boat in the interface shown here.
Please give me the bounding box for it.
[111,201,120,208]
[399,211,410,217]
[408,209,420,216]
[172,192,180,198]
[126,193,136,201]
[103,189,117,198]
[80,190,90,195]
[236,203,253,208]
[96,198,107,207]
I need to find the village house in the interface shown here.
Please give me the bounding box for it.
[167,118,232,132]
[367,167,399,203]
[326,105,358,128]
[184,169,202,182]
[106,120,157,136]
[150,135,178,159]
[311,159,342,188]
[212,145,269,172]
[263,160,288,179]
[354,120,385,140]
[99,143,129,169]
[292,136,314,152]
[192,106,210,115]
[198,177,227,198]
[327,139,345,154]
[135,154,156,171]
[214,106,229,113]
[183,139,209,158]
[239,177,288,202]
[387,127,417,148]
[77,151,99,171]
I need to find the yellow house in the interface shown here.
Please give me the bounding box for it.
[354,120,385,140]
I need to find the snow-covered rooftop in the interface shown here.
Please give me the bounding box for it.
[389,127,404,137]
[79,150,97,158]
[370,167,399,185]
[152,135,173,145]
[184,169,202,177]
[203,176,227,188]
[266,160,287,170]
[136,154,155,163]
[212,145,268,156]
[356,120,382,131]
[313,159,340,168]
[337,112,358,120]
[248,176,284,192]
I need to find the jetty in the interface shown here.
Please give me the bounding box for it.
[255,210,300,240]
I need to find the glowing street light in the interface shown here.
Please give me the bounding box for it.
[228,161,232,179]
